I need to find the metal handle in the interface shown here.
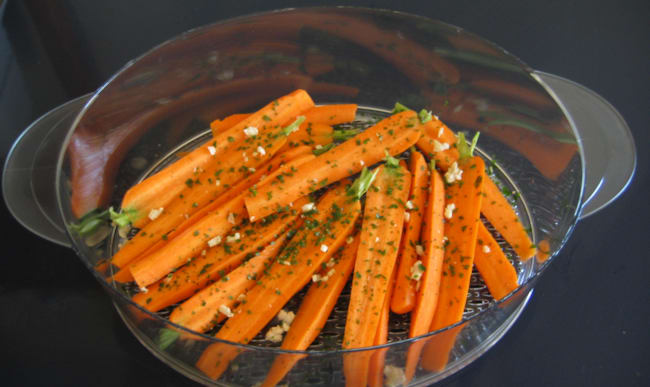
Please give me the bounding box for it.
[2,94,92,247]
[532,71,636,219]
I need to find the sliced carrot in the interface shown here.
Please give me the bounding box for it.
[196,182,361,380]
[210,113,250,137]
[129,195,247,288]
[481,176,536,260]
[404,168,445,382]
[131,198,307,312]
[120,89,314,228]
[415,156,487,376]
[474,223,519,301]
[342,163,410,387]
[261,235,360,387]
[245,110,422,220]
[429,155,485,331]
[419,324,463,372]
[301,104,357,126]
[415,116,459,171]
[410,168,446,335]
[391,150,429,314]
[283,122,334,149]
[367,267,396,387]
[344,163,411,351]
[169,230,292,333]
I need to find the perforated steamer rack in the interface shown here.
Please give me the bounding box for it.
[3,7,635,386]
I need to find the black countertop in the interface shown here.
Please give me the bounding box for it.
[1,1,648,386]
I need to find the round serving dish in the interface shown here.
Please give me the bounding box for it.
[3,7,635,386]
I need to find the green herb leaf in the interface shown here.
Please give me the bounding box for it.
[313,143,335,156]
[347,167,379,201]
[456,132,480,160]
[384,150,400,169]
[156,328,180,350]
[281,116,306,136]
[391,102,410,114]
[332,128,361,142]
[109,207,140,228]
[69,208,111,236]
[418,109,432,124]
[429,158,436,171]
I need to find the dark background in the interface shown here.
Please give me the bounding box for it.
[1,0,648,386]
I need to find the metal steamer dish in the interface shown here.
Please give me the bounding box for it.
[2,7,636,387]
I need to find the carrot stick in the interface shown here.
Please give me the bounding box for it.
[367,267,396,387]
[481,176,536,260]
[210,113,250,137]
[419,324,463,372]
[344,162,411,351]
[119,89,314,228]
[261,235,360,387]
[131,197,307,312]
[391,150,428,314]
[169,231,292,333]
[245,110,422,220]
[413,155,487,376]
[283,122,334,149]
[342,161,410,387]
[129,195,247,288]
[196,182,361,380]
[301,104,358,126]
[415,116,459,171]
[404,168,445,382]
[474,223,519,301]
[429,155,485,331]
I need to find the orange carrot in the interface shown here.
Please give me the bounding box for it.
[261,235,360,387]
[245,110,422,220]
[210,113,250,137]
[283,122,334,149]
[404,168,445,382]
[391,150,429,314]
[367,268,396,387]
[169,231,292,333]
[120,89,314,229]
[474,223,519,301]
[301,104,357,126]
[344,162,411,350]
[481,176,536,260]
[129,195,247,288]
[419,324,463,372]
[196,182,361,380]
[415,116,460,171]
[131,197,307,312]
[342,162,411,387]
[429,155,485,331]
[417,155,487,376]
